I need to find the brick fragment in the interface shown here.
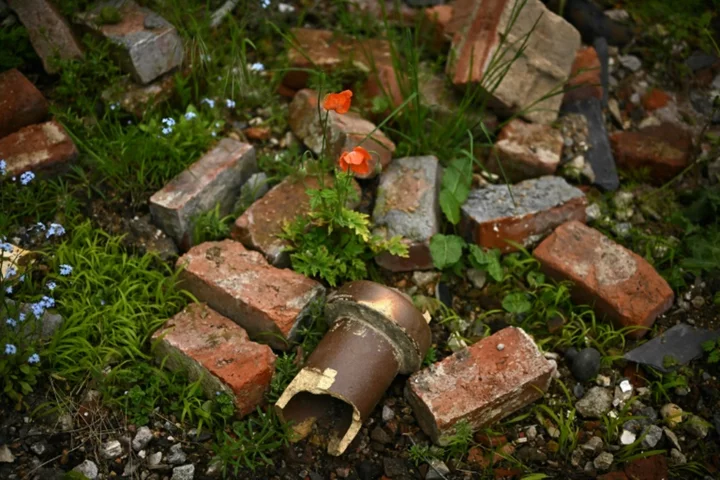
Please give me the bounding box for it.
[564,46,602,104]
[7,0,84,73]
[176,240,325,351]
[152,303,275,417]
[373,156,441,271]
[533,221,674,339]
[446,0,581,124]
[0,120,78,177]
[288,89,396,178]
[405,327,555,445]
[641,88,670,112]
[0,69,48,138]
[490,119,563,182]
[149,138,257,251]
[609,123,692,183]
[460,176,587,252]
[101,73,176,117]
[76,0,183,84]
[424,5,456,50]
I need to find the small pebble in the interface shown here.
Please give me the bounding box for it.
[497,343,505,351]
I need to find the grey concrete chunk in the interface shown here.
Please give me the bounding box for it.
[76,0,183,84]
[373,156,441,271]
[624,323,720,373]
[461,176,587,252]
[149,138,256,251]
[562,98,619,191]
[8,0,84,73]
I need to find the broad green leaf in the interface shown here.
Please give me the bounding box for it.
[429,234,465,270]
[502,292,532,314]
[439,190,462,225]
[439,157,473,224]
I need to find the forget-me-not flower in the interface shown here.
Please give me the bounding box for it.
[46,223,66,238]
[18,313,25,322]
[0,160,6,176]
[250,62,265,72]
[30,302,44,319]
[40,296,55,309]
[225,99,236,108]
[59,264,73,276]
[5,266,16,279]
[201,98,215,108]
[20,171,35,185]
[28,353,40,364]
[5,286,12,295]
[184,111,197,120]
[6,318,16,327]
[47,281,56,291]
[5,344,17,355]
[0,242,12,253]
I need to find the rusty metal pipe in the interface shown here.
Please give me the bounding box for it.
[275,280,431,456]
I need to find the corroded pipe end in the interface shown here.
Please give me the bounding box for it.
[325,280,431,373]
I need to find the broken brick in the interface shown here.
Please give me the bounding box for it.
[624,455,668,480]
[288,89,396,178]
[76,0,183,84]
[0,69,48,138]
[373,156,441,271]
[149,138,257,251]
[176,240,325,351]
[405,327,555,445]
[0,120,78,177]
[564,46,602,105]
[101,73,177,117]
[152,303,276,417]
[490,119,563,182]
[446,0,581,124]
[460,176,587,253]
[7,0,84,73]
[609,123,692,183]
[533,221,674,339]
[423,5,456,50]
[642,89,671,112]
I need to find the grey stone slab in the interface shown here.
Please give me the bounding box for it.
[624,323,720,373]
[149,138,256,251]
[562,97,619,191]
[75,0,183,84]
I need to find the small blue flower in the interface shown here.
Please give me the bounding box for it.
[5,344,16,355]
[201,54,212,62]
[0,159,6,176]
[40,296,55,309]
[5,286,12,295]
[47,281,56,291]
[225,99,236,108]
[161,127,173,135]
[30,302,44,319]
[18,313,26,322]
[35,222,46,231]
[184,111,197,120]
[18,275,24,283]
[261,0,270,8]
[201,98,215,108]
[162,117,176,127]
[6,318,16,328]
[0,242,13,253]
[110,103,119,111]
[46,223,66,238]
[211,131,217,137]
[28,353,40,364]
[20,171,35,185]
[5,266,17,279]
[100,299,106,306]
[59,264,73,276]
[250,62,265,72]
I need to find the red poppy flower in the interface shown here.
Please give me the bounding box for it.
[323,90,353,114]
[338,146,372,176]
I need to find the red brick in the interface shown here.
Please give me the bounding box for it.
[533,221,674,339]
[7,0,84,73]
[491,119,563,182]
[149,138,257,251]
[0,120,78,177]
[642,89,671,111]
[564,46,602,104]
[624,455,668,480]
[405,327,555,445]
[0,69,48,138]
[288,89,396,178]
[461,176,587,253]
[609,123,692,183]
[424,5,456,50]
[101,73,177,118]
[176,240,325,351]
[597,473,628,480]
[447,0,580,124]
[152,303,275,417]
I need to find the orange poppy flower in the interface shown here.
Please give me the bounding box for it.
[339,146,372,175]
[323,90,353,114]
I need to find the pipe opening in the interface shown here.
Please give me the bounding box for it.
[282,391,355,450]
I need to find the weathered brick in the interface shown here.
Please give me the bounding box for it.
[609,123,691,183]
[406,327,555,445]
[149,138,257,251]
[533,221,674,339]
[288,89,396,178]
[176,240,325,351]
[490,119,563,182]
[7,0,84,73]
[460,176,586,252]
[0,69,48,138]
[152,303,275,417]
[564,46,602,104]
[76,0,183,84]
[0,120,78,177]
[423,5,456,50]
[373,156,441,271]
[101,73,176,117]
[446,0,581,124]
